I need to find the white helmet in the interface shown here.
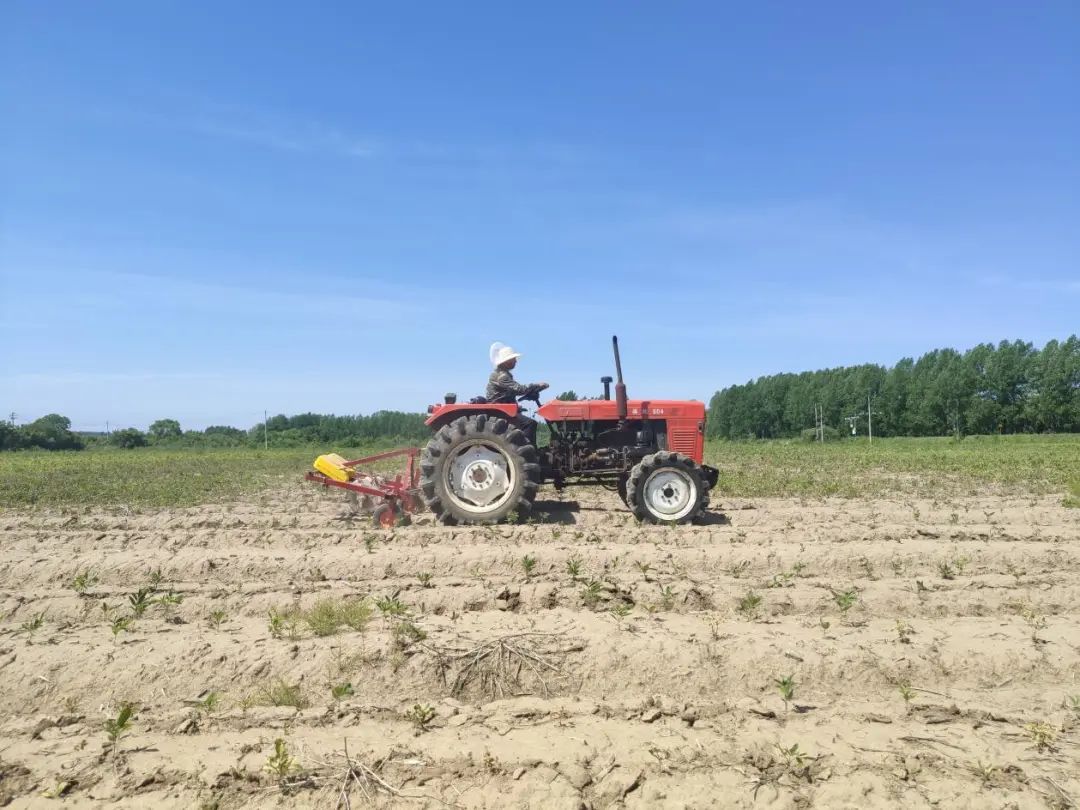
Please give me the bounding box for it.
[489,341,522,368]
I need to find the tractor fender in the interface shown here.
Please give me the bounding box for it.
[425,403,519,431]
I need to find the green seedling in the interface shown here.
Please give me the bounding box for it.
[362,535,377,553]
[264,737,299,777]
[895,620,915,644]
[1024,721,1056,751]
[40,781,74,799]
[634,561,652,579]
[582,580,604,607]
[128,588,154,618]
[659,585,676,611]
[71,569,99,594]
[937,561,955,580]
[375,595,408,617]
[416,572,433,588]
[111,616,133,637]
[255,678,309,709]
[565,557,583,580]
[208,609,229,629]
[157,591,183,612]
[199,691,221,714]
[104,703,133,745]
[406,703,436,731]
[331,682,354,700]
[20,612,45,638]
[832,588,858,614]
[148,567,164,588]
[898,682,915,709]
[392,620,427,644]
[521,554,537,579]
[737,590,762,619]
[609,603,632,620]
[775,674,796,711]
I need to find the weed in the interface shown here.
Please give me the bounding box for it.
[199,692,221,714]
[20,612,45,638]
[71,568,99,594]
[338,598,373,631]
[331,682,354,700]
[937,561,955,580]
[895,620,915,644]
[634,561,652,579]
[40,781,74,799]
[1063,694,1079,715]
[264,737,299,778]
[774,674,796,711]
[898,682,915,709]
[416,572,433,588]
[304,599,342,636]
[104,703,133,745]
[156,590,183,611]
[1019,603,1048,644]
[521,554,537,579]
[375,595,408,618]
[208,609,229,629]
[659,585,676,610]
[128,588,154,618]
[609,603,632,620]
[406,703,436,731]
[1024,721,1056,751]
[832,588,858,614]
[565,556,583,580]
[972,761,997,786]
[268,606,301,639]
[581,580,604,608]
[148,567,165,588]
[392,620,428,645]
[362,535,377,553]
[737,590,763,619]
[253,678,309,709]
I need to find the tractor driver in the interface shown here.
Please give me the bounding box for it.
[487,342,548,444]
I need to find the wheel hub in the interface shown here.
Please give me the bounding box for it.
[643,468,696,520]
[447,444,511,509]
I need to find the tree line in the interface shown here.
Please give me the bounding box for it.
[708,336,1080,440]
[0,411,430,451]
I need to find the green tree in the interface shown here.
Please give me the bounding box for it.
[148,419,182,440]
[556,391,579,401]
[110,428,147,449]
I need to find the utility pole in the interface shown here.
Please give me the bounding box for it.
[263,410,269,450]
[8,412,15,426]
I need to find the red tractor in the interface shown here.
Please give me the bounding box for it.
[421,336,719,525]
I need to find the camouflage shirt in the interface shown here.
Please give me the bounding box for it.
[486,369,530,403]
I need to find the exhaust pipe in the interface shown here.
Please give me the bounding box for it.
[612,335,627,423]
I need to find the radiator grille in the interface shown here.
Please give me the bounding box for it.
[670,430,697,455]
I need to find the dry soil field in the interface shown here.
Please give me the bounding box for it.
[1,463,1079,808]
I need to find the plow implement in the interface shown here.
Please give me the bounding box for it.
[304,448,422,527]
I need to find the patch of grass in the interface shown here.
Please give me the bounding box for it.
[736,590,762,619]
[1064,478,1080,508]
[250,678,309,709]
[0,445,400,508]
[704,434,1080,499]
[521,554,537,579]
[268,606,302,639]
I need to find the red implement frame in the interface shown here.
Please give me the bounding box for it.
[304,447,422,527]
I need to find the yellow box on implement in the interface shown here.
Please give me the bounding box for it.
[313,453,354,483]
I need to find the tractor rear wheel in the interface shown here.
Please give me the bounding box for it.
[420,415,541,524]
[626,451,709,524]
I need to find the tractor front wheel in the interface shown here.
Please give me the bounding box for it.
[420,415,541,524]
[626,451,709,524]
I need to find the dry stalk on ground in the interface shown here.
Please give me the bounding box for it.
[422,632,581,700]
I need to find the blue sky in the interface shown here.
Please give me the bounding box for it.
[2,2,1077,431]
